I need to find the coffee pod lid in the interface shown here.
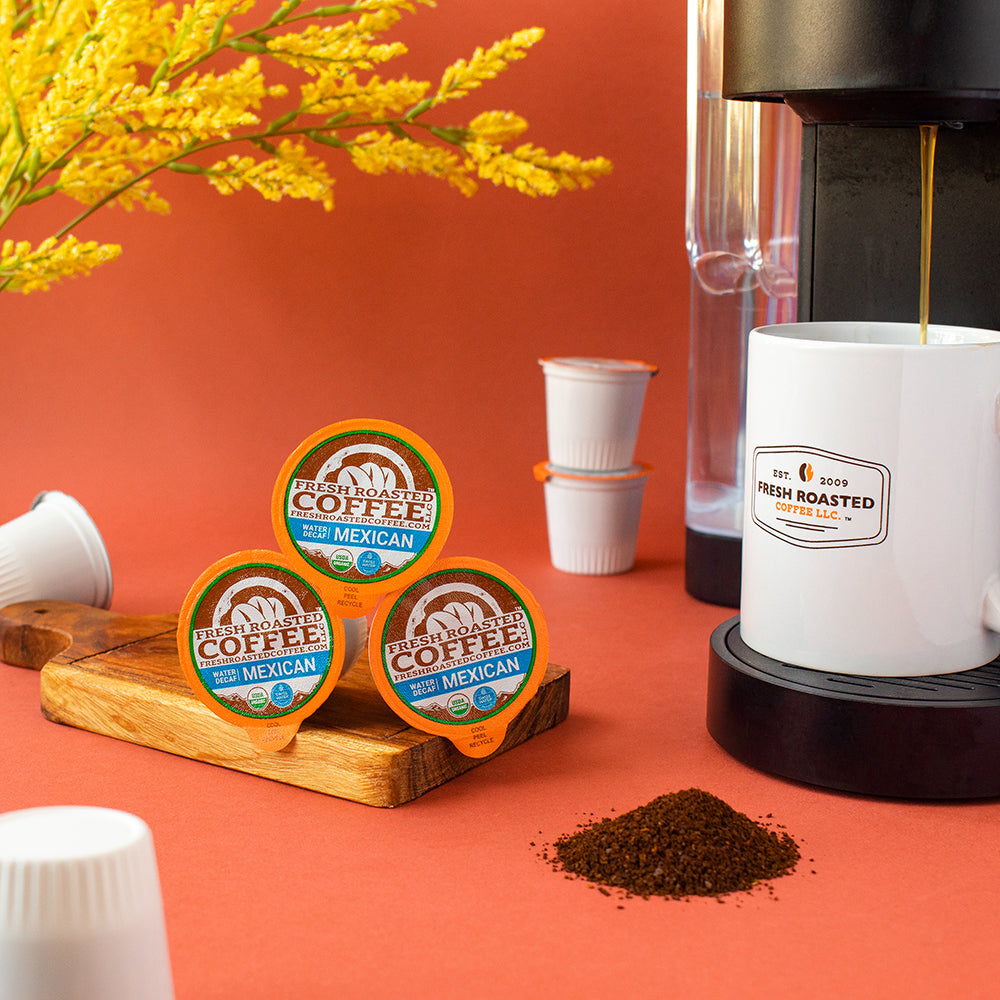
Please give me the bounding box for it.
[178,550,347,751]
[538,357,658,378]
[272,419,454,618]
[367,557,549,758]
[533,460,653,483]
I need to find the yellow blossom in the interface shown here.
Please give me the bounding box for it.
[349,129,476,196]
[300,73,430,119]
[435,28,544,104]
[168,0,256,69]
[342,0,429,10]
[464,140,613,197]
[266,10,408,74]
[95,61,281,142]
[0,236,122,292]
[0,0,608,293]
[208,139,335,208]
[57,134,176,210]
[467,111,529,145]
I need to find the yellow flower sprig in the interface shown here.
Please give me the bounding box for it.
[0,0,611,292]
[432,29,543,106]
[0,236,122,292]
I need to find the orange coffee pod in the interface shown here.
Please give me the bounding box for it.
[272,419,454,618]
[178,550,348,751]
[368,557,550,758]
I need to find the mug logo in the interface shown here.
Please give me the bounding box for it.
[751,446,890,548]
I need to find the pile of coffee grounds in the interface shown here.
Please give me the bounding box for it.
[544,788,800,901]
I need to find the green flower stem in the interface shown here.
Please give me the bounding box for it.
[0,148,29,227]
[0,1,610,294]
[168,2,373,83]
[41,113,440,243]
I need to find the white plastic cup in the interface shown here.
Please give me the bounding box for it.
[0,806,174,1000]
[534,461,652,575]
[0,491,113,610]
[343,614,369,673]
[539,357,657,471]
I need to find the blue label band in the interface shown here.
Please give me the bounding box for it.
[288,517,433,555]
[201,651,332,691]
[393,650,533,704]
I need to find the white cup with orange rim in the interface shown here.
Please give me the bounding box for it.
[534,462,652,575]
[539,357,657,472]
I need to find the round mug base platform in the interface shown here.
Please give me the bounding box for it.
[707,616,1000,799]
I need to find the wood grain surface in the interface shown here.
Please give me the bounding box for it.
[1,601,570,806]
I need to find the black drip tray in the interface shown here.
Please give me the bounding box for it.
[707,616,1000,799]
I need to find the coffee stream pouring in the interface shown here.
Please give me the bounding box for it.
[699,0,1000,799]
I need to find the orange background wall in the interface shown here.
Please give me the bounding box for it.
[1,0,689,615]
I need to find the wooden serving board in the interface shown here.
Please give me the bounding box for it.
[1,601,570,807]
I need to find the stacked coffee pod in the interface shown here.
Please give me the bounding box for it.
[534,357,657,575]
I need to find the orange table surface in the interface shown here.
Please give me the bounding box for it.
[5,555,1000,1000]
[3,2,999,993]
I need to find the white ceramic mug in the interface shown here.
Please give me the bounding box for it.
[740,321,1000,677]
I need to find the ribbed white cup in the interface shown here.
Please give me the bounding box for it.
[0,806,173,1000]
[535,462,651,575]
[539,357,657,471]
[0,492,113,610]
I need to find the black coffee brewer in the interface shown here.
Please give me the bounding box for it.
[704,0,1000,798]
[726,0,1000,328]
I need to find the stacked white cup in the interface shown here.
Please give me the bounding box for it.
[535,357,656,574]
